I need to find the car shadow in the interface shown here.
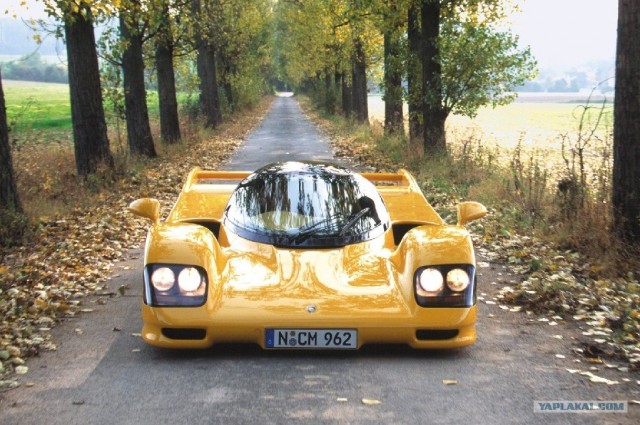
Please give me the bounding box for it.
[147,342,471,362]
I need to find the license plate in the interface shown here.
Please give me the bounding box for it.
[265,329,357,349]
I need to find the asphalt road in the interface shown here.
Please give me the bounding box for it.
[1,95,637,424]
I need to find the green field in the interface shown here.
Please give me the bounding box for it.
[3,80,72,133]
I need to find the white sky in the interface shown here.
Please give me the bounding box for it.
[510,0,618,69]
[4,0,619,70]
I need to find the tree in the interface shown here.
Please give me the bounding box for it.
[0,69,21,212]
[421,0,446,152]
[613,0,640,242]
[193,0,222,128]
[407,1,423,143]
[352,37,369,124]
[154,0,181,144]
[61,2,114,176]
[420,0,536,153]
[382,2,405,135]
[120,0,156,157]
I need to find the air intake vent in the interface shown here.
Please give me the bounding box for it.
[162,328,207,340]
[416,329,459,340]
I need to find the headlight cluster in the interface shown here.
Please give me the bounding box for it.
[145,264,208,307]
[414,265,475,307]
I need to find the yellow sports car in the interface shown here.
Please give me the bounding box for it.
[129,161,486,350]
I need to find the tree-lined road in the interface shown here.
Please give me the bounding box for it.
[1,97,636,425]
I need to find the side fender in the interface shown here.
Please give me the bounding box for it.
[390,225,476,303]
[144,223,227,278]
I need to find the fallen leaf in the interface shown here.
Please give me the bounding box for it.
[442,380,458,385]
[578,371,619,385]
[336,398,348,403]
[362,398,382,406]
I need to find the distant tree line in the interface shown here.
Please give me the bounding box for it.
[517,65,615,93]
[1,53,68,83]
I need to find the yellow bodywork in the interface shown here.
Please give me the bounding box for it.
[131,167,486,350]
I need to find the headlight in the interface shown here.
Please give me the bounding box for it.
[151,267,175,291]
[417,268,444,293]
[145,264,208,307]
[178,267,203,292]
[447,268,470,292]
[414,265,476,308]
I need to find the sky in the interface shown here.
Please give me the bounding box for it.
[509,0,618,69]
[2,0,619,71]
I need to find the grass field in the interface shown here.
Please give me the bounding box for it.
[368,93,613,151]
[3,80,71,134]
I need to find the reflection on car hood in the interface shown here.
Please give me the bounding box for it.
[218,236,408,315]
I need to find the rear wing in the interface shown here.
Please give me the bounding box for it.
[183,167,422,193]
[361,169,422,193]
[185,168,251,188]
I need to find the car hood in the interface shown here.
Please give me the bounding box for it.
[217,235,409,315]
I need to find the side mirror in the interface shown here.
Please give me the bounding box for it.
[129,198,160,223]
[457,201,487,226]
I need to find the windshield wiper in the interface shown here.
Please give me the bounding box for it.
[338,207,370,236]
[291,214,344,244]
[290,208,372,244]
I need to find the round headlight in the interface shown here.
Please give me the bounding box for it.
[447,268,470,292]
[178,267,202,292]
[151,267,175,291]
[417,268,444,293]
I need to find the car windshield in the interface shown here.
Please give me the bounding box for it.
[223,162,390,248]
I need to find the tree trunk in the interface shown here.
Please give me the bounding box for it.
[341,73,353,118]
[613,0,640,242]
[352,38,368,124]
[219,50,235,112]
[383,18,404,135]
[421,0,447,153]
[324,71,335,114]
[0,70,21,211]
[120,10,156,157]
[64,7,113,176]
[193,0,222,128]
[407,2,423,143]
[155,1,181,144]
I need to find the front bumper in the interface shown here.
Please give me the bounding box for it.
[141,304,477,349]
